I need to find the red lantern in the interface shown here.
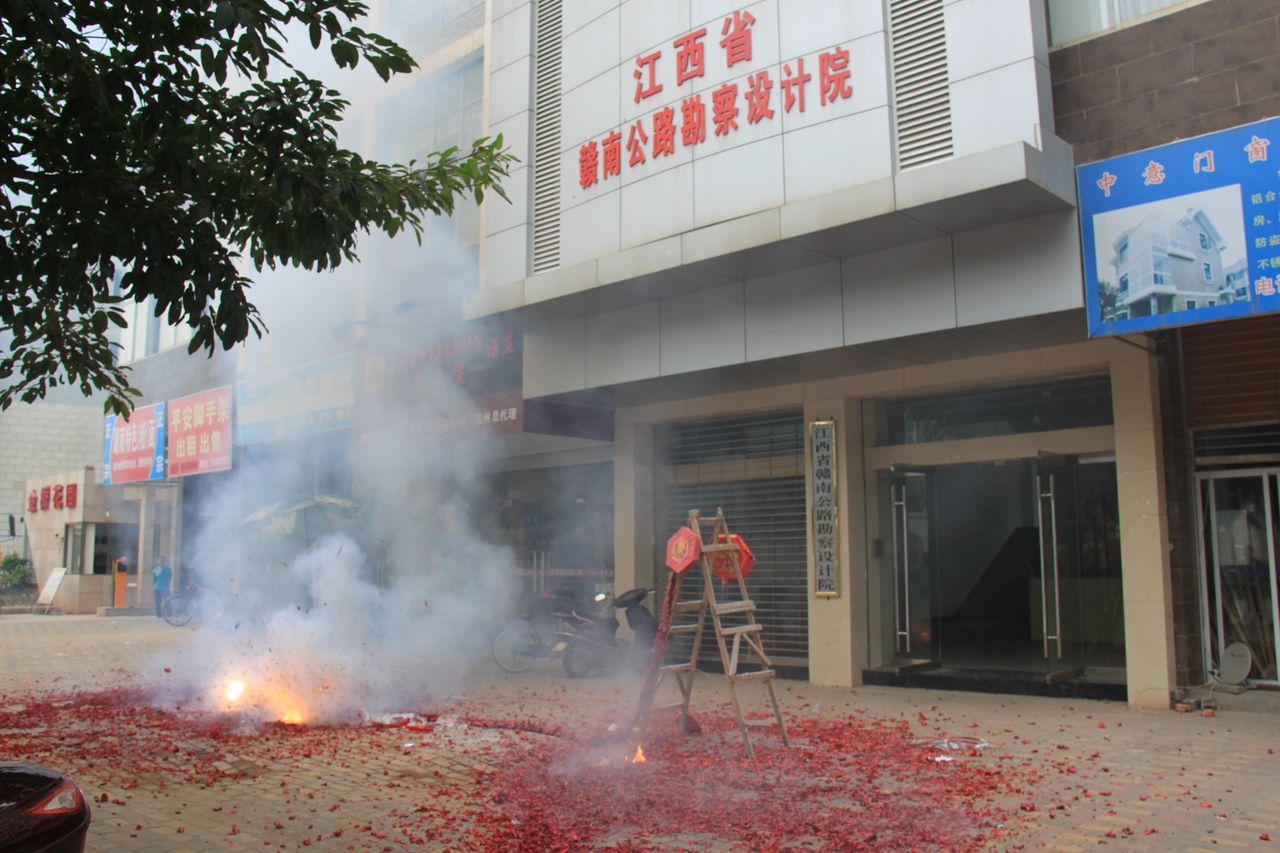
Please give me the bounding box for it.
[665,527,702,574]
[711,533,754,581]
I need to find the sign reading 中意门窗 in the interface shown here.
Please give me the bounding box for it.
[809,420,838,598]
[1077,115,1280,336]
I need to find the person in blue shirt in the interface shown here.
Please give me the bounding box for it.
[151,556,172,617]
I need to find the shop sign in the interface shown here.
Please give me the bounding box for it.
[103,403,166,485]
[168,385,233,477]
[577,8,859,193]
[1078,115,1280,336]
[364,316,523,435]
[809,420,839,597]
[26,483,78,513]
[237,354,357,444]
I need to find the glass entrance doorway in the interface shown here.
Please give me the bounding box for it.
[880,457,1125,686]
[1198,471,1280,684]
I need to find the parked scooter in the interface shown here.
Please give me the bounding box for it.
[559,588,657,677]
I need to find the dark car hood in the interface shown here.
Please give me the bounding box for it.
[0,763,61,810]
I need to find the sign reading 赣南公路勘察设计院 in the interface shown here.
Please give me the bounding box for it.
[1077,115,1280,337]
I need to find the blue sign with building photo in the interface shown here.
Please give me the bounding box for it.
[1077,115,1280,336]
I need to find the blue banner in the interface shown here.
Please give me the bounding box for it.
[102,402,167,485]
[236,354,357,445]
[1077,115,1280,336]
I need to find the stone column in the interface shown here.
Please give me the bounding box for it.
[1111,345,1176,709]
[613,414,654,597]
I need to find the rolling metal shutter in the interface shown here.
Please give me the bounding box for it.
[655,411,809,670]
[1183,315,1280,431]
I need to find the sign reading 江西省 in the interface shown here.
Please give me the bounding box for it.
[103,403,166,485]
[809,420,838,597]
[574,7,876,193]
[168,386,233,477]
[1077,116,1280,336]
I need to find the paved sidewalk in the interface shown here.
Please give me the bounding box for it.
[1,614,1277,850]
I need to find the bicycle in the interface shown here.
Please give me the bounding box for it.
[492,587,579,672]
[161,592,194,627]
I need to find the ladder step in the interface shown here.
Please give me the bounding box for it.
[650,702,687,712]
[701,543,739,553]
[675,600,706,613]
[662,662,696,672]
[721,623,762,636]
[729,669,775,680]
[714,600,756,615]
[667,624,701,634]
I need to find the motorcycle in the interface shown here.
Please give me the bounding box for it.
[559,588,657,678]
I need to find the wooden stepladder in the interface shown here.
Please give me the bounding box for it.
[637,508,789,758]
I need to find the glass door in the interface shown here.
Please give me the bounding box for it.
[1203,473,1279,683]
[1036,457,1086,681]
[887,469,938,665]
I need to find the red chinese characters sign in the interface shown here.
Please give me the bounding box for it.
[103,403,166,485]
[579,10,855,190]
[167,386,233,477]
[26,483,77,514]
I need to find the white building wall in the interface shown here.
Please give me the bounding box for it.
[0,402,103,545]
[483,0,1063,292]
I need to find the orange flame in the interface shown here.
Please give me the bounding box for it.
[630,744,646,763]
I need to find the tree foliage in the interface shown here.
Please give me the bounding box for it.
[0,0,513,415]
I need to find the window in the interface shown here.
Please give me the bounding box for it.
[1115,309,1130,319]
[1186,299,1197,310]
[114,296,193,366]
[1236,286,1249,298]
[1208,299,1216,306]
[1203,262,1213,282]
[1119,273,1129,293]
[1047,0,1198,46]
[1153,257,1169,284]
[1199,232,1211,250]
[375,53,484,247]
[878,376,1114,445]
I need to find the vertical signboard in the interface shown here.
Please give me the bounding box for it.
[103,403,166,485]
[1077,115,1280,335]
[809,420,839,597]
[167,386,233,477]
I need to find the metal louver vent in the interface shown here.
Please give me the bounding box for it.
[531,0,562,275]
[889,0,953,170]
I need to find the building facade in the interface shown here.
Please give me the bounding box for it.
[468,0,1280,708]
[20,0,1280,707]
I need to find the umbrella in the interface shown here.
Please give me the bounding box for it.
[241,495,360,542]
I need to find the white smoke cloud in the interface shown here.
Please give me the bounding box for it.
[148,8,519,723]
